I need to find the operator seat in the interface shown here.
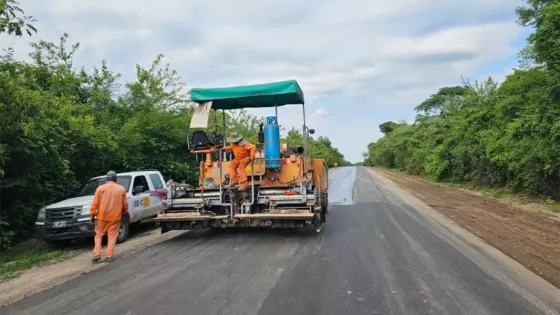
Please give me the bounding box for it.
[191,130,213,148]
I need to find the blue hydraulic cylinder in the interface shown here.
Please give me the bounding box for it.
[264,116,281,169]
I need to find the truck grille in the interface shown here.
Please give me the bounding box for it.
[46,207,80,222]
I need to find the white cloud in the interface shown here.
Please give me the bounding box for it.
[1,0,526,162]
[312,108,329,117]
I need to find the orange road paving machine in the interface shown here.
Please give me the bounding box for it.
[155,80,329,232]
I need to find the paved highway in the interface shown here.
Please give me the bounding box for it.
[3,167,560,315]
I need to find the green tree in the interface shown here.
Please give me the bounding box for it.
[0,0,36,36]
[227,109,263,144]
[282,128,350,167]
[414,86,468,116]
[364,70,560,198]
[123,54,186,113]
[379,121,400,134]
[516,0,560,73]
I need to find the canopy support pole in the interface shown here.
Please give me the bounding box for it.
[302,104,308,155]
[222,110,227,160]
[275,105,278,123]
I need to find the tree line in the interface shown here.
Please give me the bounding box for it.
[363,0,560,200]
[0,0,349,251]
[283,128,351,167]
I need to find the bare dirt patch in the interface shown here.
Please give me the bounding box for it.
[374,168,560,289]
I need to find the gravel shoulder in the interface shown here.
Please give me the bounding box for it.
[373,168,560,289]
[0,226,183,307]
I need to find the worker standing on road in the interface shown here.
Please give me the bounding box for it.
[224,132,256,191]
[334,162,339,169]
[90,171,128,262]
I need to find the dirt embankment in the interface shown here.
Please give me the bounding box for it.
[374,168,560,289]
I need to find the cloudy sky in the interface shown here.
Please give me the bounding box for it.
[3,0,530,162]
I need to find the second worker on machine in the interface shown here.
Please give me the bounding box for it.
[224,132,256,191]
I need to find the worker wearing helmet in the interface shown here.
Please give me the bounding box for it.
[89,170,128,262]
[224,132,256,191]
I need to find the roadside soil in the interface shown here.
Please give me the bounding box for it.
[0,224,183,307]
[374,168,560,289]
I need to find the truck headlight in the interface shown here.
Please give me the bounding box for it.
[80,204,91,216]
[37,207,46,221]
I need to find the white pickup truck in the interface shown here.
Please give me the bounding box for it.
[35,170,167,246]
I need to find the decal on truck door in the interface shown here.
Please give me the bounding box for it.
[132,196,151,208]
[133,199,144,208]
[143,196,150,208]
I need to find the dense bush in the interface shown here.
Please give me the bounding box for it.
[364,71,560,196]
[0,34,199,250]
[364,1,560,198]
[364,0,560,198]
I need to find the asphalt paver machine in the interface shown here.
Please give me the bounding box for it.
[155,80,329,232]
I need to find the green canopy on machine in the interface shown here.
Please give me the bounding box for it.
[189,80,305,110]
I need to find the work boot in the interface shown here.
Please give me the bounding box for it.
[105,256,114,262]
[92,255,101,262]
[237,186,246,191]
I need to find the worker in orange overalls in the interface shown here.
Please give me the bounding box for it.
[90,170,128,262]
[224,132,256,191]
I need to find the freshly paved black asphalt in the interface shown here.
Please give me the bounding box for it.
[3,167,559,315]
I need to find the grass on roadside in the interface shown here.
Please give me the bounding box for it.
[444,182,514,200]
[537,209,556,217]
[442,183,560,215]
[0,245,86,281]
[0,223,157,282]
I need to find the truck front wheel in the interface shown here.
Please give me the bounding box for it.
[117,216,130,244]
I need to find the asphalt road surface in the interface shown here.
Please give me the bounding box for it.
[3,167,560,315]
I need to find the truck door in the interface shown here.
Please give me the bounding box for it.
[130,175,152,219]
[148,173,165,217]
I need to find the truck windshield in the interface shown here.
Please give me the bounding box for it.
[78,175,132,196]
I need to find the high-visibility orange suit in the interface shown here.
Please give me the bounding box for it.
[90,177,128,260]
[225,140,256,189]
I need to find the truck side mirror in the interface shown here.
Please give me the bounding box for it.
[133,185,144,195]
